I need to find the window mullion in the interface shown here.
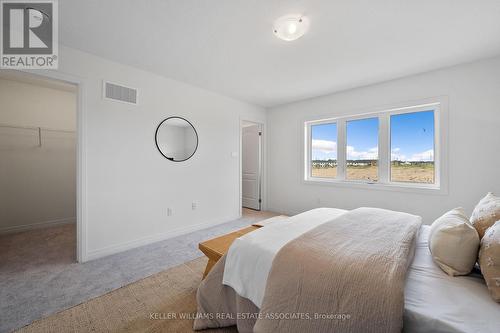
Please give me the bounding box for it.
[378,114,390,184]
[337,119,346,180]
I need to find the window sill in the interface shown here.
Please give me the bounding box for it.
[303,177,447,195]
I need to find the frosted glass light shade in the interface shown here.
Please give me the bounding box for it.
[273,16,309,41]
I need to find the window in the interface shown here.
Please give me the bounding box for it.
[305,102,442,191]
[311,123,337,178]
[346,118,379,182]
[390,111,435,184]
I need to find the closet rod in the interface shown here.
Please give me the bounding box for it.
[0,123,75,133]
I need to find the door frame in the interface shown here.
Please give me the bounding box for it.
[15,69,88,263]
[239,119,264,214]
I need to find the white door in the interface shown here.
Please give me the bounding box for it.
[242,123,261,210]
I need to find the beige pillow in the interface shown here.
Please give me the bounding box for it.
[428,207,480,276]
[479,221,500,302]
[471,192,500,239]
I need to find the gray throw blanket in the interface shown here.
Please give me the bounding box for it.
[194,207,422,333]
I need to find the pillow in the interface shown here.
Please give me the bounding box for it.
[428,207,480,276]
[479,221,500,302]
[471,192,500,239]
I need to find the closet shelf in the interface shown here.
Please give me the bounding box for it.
[0,123,75,147]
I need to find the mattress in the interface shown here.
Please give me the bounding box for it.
[404,225,500,333]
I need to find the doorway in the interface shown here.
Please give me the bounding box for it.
[0,70,80,262]
[241,121,263,211]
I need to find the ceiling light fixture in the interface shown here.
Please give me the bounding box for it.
[273,15,309,41]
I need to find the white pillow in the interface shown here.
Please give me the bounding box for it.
[471,192,500,239]
[428,207,480,276]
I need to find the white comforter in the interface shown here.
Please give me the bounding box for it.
[223,207,347,307]
[223,208,500,333]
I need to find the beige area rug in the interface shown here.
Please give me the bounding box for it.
[16,257,237,333]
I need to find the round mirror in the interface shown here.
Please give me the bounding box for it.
[155,117,198,162]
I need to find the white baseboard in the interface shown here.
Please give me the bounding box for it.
[0,217,76,235]
[267,205,298,216]
[85,214,240,262]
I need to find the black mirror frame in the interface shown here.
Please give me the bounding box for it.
[154,116,199,162]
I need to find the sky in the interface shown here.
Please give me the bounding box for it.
[346,117,379,160]
[390,110,434,161]
[311,123,337,160]
[311,110,434,161]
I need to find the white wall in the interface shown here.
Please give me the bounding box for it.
[36,45,266,261]
[0,78,76,233]
[267,56,500,224]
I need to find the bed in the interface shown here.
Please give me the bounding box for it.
[404,226,500,333]
[194,208,500,333]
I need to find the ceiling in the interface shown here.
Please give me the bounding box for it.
[59,0,500,107]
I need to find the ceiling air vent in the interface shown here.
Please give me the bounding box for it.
[103,81,138,105]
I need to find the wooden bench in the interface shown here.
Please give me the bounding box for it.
[198,225,261,279]
[198,215,289,279]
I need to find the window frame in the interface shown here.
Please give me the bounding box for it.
[303,100,447,194]
[308,120,339,180]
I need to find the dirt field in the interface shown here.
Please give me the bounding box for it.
[312,167,338,178]
[311,164,434,183]
[347,166,378,181]
[390,164,434,183]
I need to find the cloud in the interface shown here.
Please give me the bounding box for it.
[347,146,378,160]
[391,148,407,161]
[313,144,433,161]
[409,149,434,161]
[312,139,337,153]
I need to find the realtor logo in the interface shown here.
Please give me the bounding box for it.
[1,0,58,68]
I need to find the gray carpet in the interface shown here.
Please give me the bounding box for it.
[0,209,277,333]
